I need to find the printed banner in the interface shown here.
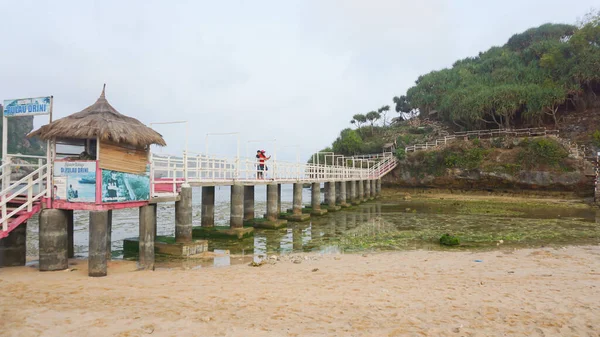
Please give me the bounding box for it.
[102,169,149,203]
[52,177,67,201]
[53,161,97,202]
[3,96,51,117]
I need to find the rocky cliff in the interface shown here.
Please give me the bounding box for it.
[383,137,595,196]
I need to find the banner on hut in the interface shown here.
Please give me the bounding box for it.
[53,161,97,202]
[3,96,51,117]
[101,169,150,203]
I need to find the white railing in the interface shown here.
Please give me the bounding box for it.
[150,151,398,194]
[0,163,49,233]
[405,127,560,153]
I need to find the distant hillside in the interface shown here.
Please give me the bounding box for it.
[395,12,599,134]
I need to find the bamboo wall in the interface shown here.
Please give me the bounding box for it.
[99,141,148,174]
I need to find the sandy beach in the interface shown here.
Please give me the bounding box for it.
[1,246,599,337]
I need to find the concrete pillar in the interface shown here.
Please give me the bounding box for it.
[377,179,382,196]
[39,209,68,271]
[358,180,365,202]
[293,183,303,215]
[327,181,336,208]
[139,204,156,270]
[89,210,109,277]
[339,181,347,206]
[335,182,342,204]
[267,184,278,221]
[153,205,158,238]
[324,183,329,203]
[106,210,113,260]
[371,180,376,198]
[0,222,27,267]
[175,185,193,242]
[230,184,244,228]
[244,185,255,221]
[277,184,282,214]
[311,183,321,210]
[365,179,371,200]
[67,210,74,258]
[350,181,357,204]
[346,181,352,202]
[201,186,215,227]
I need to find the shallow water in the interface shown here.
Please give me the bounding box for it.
[24,186,600,268]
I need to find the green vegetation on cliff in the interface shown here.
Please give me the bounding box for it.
[396,11,599,130]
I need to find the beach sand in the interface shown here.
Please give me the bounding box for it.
[1,246,599,337]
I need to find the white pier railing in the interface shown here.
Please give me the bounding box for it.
[150,151,398,195]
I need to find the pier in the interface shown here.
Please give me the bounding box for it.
[0,87,398,275]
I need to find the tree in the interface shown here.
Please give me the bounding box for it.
[393,95,412,113]
[332,129,363,155]
[365,111,381,133]
[352,114,367,129]
[377,105,391,127]
[350,119,356,128]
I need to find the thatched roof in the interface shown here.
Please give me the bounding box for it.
[28,85,166,147]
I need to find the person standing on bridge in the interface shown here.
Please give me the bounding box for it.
[256,150,271,179]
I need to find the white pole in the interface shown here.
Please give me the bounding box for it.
[1,105,6,164]
[1,104,7,192]
[273,138,277,179]
[46,96,54,199]
[236,133,240,179]
[184,121,189,184]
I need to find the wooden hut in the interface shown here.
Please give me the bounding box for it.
[28,85,166,210]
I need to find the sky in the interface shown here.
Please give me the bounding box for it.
[0,0,596,162]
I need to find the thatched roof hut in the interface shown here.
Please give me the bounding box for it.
[29,85,166,147]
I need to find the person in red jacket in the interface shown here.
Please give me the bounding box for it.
[256,150,271,179]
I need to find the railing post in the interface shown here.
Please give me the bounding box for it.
[27,176,33,212]
[37,158,43,194]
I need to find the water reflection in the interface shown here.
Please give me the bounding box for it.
[22,186,600,270]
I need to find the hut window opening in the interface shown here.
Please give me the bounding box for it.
[55,138,97,160]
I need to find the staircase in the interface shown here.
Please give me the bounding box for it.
[0,161,49,239]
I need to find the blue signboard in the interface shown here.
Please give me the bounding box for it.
[3,96,51,117]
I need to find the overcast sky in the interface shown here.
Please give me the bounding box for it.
[1,0,596,161]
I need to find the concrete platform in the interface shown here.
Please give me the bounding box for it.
[303,207,328,216]
[192,226,254,239]
[282,212,311,222]
[286,208,312,214]
[123,236,208,258]
[322,205,342,212]
[250,218,288,229]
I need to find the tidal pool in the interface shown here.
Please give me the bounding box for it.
[23,187,600,268]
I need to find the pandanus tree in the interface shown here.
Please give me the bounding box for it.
[352,114,367,129]
[365,111,381,133]
[377,105,391,126]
